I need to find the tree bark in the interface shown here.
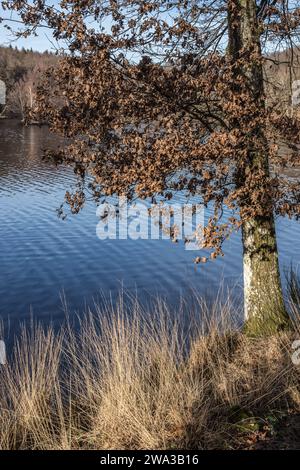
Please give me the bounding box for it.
[227,0,290,335]
[242,214,289,335]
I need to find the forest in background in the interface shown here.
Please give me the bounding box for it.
[1,45,300,122]
[0,45,57,120]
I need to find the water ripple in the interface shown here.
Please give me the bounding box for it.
[0,119,299,324]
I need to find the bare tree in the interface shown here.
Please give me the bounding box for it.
[7,65,38,121]
[0,45,57,117]
[3,0,300,335]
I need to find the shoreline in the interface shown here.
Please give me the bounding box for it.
[0,296,299,450]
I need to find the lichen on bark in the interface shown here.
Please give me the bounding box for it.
[242,216,290,336]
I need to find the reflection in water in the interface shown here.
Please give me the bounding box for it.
[0,120,299,326]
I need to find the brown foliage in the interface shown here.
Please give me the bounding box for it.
[1,1,300,258]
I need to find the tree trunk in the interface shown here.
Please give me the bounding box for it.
[242,215,289,335]
[227,0,290,335]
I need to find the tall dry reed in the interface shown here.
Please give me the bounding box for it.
[0,291,299,450]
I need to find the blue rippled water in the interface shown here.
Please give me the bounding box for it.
[0,119,299,326]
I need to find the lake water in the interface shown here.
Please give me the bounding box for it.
[0,119,300,327]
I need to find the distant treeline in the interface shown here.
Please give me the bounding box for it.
[0,45,300,122]
[0,45,57,120]
[264,49,300,112]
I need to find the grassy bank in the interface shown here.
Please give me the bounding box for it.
[0,294,299,450]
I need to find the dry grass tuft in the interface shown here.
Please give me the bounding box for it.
[0,293,299,450]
